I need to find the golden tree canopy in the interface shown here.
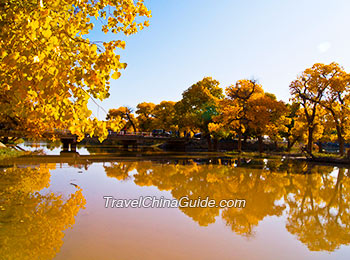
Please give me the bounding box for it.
[175,77,223,134]
[0,0,151,141]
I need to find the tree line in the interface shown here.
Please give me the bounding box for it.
[106,62,350,156]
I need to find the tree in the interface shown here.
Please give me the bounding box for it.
[247,93,289,153]
[152,101,177,131]
[107,106,137,132]
[0,0,151,141]
[315,107,336,153]
[287,106,328,154]
[280,102,303,152]
[135,102,156,132]
[289,63,346,155]
[175,77,223,148]
[214,79,263,152]
[320,64,350,156]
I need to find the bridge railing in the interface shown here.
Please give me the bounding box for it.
[109,131,152,137]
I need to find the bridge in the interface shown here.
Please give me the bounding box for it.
[88,131,187,151]
[46,130,184,153]
[0,129,188,153]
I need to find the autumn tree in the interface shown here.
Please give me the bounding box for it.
[280,103,303,151]
[0,0,151,141]
[175,77,223,148]
[315,107,336,152]
[152,101,177,132]
[289,63,347,155]
[135,102,156,132]
[287,106,329,154]
[247,93,289,153]
[214,79,263,152]
[107,106,137,132]
[319,64,350,156]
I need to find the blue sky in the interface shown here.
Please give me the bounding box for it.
[88,0,350,118]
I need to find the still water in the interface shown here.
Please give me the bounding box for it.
[1,146,350,259]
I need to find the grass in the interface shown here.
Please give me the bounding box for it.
[0,147,25,161]
[224,151,287,159]
[312,152,342,158]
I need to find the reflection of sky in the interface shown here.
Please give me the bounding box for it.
[19,141,90,155]
[86,0,350,118]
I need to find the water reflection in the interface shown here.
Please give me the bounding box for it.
[104,159,350,251]
[2,156,350,258]
[0,165,86,259]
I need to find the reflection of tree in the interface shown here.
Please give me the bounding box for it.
[104,162,137,181]
[221,168,286,237]
[103,159,350,251]
[0,166,86,260]
[106,160,287,229]
[285,167,350,251]
[135,161,221,226]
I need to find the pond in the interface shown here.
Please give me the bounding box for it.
[1,145,350,259]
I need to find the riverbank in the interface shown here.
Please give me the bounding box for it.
[225,150,350,166]
[304,156,350,165]
[225,151,304,159]
[0,146,27,161]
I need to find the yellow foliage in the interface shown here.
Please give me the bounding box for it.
[214,79,288,142]
[290,62,350,154]
[0,0,151,141]
[135,102,156,132]
[175,77,223,134]
[107,106,137,132]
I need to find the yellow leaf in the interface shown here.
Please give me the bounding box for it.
[42,29,52,38]
[111,71,121,79]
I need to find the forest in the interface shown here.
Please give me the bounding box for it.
[106,62,350,156]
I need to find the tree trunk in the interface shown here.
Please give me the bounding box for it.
[126,114,137,133]
[336,125,345,156]
[307,127,314,155]
[287,138,292,152]
[287,137,297,152]
[318,141,323,153]
[130,120,137,133]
